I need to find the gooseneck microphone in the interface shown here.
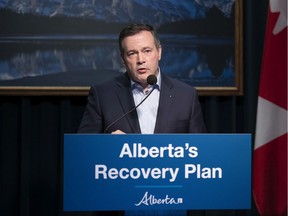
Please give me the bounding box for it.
[103,74,157,133]
[146,74,157,85]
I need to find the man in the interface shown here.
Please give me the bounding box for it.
[78,23,206,134]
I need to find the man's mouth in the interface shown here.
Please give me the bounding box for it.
[138,68,147,73]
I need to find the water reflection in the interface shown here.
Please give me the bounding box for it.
[0,35,234,87]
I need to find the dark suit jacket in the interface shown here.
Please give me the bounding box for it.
[78,72,206,133]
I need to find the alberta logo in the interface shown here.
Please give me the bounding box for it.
[135,191,183,206]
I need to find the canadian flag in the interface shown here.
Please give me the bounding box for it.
[253,0,287,216]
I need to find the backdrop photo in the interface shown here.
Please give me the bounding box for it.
[0,0,242,96]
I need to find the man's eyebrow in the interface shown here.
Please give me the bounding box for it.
[142,46,153,50]
[126,49,137,54]
[125,46,153,53]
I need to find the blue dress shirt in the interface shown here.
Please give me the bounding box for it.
[131,72,161,134]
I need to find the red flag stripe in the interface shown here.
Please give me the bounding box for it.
[258,2,287,109]
[253,134,287,215]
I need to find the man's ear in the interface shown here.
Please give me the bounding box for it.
[158,46,162,61]
[120,54,125,65]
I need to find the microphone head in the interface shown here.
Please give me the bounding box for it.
[147,75,157,85]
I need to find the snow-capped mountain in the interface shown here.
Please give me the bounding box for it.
[0,0,235,26]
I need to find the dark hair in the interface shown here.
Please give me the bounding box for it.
[118,23,161,55]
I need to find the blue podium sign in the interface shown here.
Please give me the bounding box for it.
[63,134,251,211]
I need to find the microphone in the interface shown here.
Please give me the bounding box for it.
[103,75,157,133]
[147,74,157,85]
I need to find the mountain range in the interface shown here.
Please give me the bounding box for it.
[0,0,235,26]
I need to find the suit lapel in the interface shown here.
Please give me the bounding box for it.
[115,73,141,133]
[154,74,174,133]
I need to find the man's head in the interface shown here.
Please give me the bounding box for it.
[118,24,162,88]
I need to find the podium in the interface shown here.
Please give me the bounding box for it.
[63,134,251,212]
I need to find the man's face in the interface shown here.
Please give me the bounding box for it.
[121,30,162,88]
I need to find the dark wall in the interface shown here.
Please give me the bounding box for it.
[0,1,268,216]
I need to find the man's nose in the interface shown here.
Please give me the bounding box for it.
[137,53,145,64]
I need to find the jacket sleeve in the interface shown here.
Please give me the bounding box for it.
[188,88,206,133]
[77,86,103,133]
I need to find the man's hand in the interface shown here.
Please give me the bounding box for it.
[111,130,126,134]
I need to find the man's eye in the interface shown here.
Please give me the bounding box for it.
[127,52,135,56]
[144,49,151,53]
